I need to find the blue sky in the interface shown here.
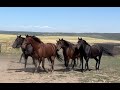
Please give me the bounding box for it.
[0,7,120,33]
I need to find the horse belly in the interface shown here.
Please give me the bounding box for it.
[91,49,100,57]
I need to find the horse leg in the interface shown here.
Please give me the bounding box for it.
[19,53,23,63]
[64,57,69,70]
[70,59,74,67]
[24,55,28,70]
[94,57,99,70]
[80,55,84,72]
[33,59,38,73]
[79,58,81,68]
[86,57,90,71]
[76,58,79,67]
[72,59,76,70]
[42,58,48,73]
[50,56,55,72]
[37,58,42,72]
[98,54,102,70]
[31,56,35,65]
[84,57,87,71]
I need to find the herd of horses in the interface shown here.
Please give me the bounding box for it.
[12,35,114,73]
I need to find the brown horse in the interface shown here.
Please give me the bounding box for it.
[56,38,80,70]
[22,35,62,73]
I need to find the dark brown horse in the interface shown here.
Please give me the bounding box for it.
[12,35,35,69]
[76,37,114,72]
[22,35,62,73]
[56,38,80,70]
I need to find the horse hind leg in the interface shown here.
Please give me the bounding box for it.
[98,54,102,70]
[94,57,99,70]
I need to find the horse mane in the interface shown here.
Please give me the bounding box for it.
[63,39,74,47]
[32,36,43,43]
[83,39,90,46]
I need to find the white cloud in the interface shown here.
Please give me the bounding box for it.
[39,26,56,29]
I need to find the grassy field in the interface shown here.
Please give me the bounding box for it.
[0,34,120,54]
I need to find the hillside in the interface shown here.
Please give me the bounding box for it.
[0,30,120,41]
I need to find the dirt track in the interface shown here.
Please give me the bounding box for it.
[0,54,120,83]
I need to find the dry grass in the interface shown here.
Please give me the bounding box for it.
[0,34,120,54]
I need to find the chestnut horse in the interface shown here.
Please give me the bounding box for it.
[22,35,62,73]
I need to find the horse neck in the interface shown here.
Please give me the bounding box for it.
[20,38,25,48]
[64,41,75,48]
[62,42,75,54]
[29,38,42,50]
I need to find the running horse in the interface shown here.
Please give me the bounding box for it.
[56,38,80,70]
[12,35,35,69]
[76,37,114,72]
[22,35,63,73]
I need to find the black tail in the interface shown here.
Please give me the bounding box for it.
[101,46,114,56]
[56,50,63,62]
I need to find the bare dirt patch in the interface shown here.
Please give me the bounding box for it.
[0,54,120,83]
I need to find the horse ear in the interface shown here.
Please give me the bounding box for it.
[26,34,29,37]
[19,35,21,37]
[62,38,63,40]
[59,38,60,40]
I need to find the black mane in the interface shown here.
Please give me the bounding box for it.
[63,39,75,47]
[82,39,90,46]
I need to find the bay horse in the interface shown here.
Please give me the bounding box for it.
[56,38,80,70]
[76,37,114,72]
[22,35,63,72]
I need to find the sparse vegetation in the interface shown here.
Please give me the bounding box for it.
[0,31,120,83]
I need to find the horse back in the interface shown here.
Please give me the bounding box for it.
[38,43,57,57]
[90,45,102,57]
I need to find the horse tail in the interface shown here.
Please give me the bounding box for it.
[101,46,114,56]
[56,50,63,62]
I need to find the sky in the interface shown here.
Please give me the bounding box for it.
[0,7,120,33]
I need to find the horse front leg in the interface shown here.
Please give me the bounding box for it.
[24,55,28,70]
[72,59,76,70]
[33,59,38,73]
[80,55,84,72]
[19,53,23,63]
[42,58,48,73]
[50,56,55,72]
